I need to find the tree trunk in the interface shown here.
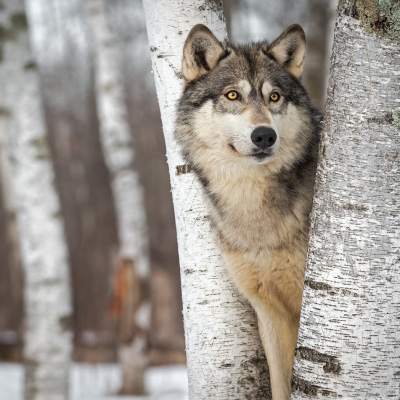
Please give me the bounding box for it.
[0,110,23,362]
[292,1,400,397]
[25,0,120,362]
[84,0,150,393]
[227,0,308,43]
[302,0,337,109]
[142,1,271,398]
[0,0,72,398]
[105,0,185,366]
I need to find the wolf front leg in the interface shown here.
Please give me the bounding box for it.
[252,298,299,400]
[222,249,303,399]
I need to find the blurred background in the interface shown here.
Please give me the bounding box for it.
[0,0,336,399]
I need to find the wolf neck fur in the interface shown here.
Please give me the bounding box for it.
[190,142,311,254]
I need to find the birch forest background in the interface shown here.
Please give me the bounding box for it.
[0,0,337,399]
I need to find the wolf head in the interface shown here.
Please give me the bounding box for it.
[176,24,319,176]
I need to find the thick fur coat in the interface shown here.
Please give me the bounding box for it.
[176,24,321,399]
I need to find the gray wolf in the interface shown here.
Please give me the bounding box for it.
[176,24,321,399]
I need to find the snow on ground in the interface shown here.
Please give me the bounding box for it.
[0,363,188,400]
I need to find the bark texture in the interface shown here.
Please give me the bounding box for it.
[292,3,400,398]
[142,1,270,398]
[0,0,72,398]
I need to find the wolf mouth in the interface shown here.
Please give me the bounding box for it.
[252,152,271,160]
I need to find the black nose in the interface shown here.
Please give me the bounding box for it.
[251,127,277,149]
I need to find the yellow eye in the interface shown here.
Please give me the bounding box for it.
[270,92,280,102]
[226,90,239,100]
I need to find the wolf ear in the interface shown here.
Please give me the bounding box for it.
[182,24,225,82]
[267,24,306,79]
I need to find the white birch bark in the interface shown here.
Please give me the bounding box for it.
[142,1,270,398]
[85,0,149,275]
[0,1,72,399]
[292,4,400,398]
[84,0,150,393]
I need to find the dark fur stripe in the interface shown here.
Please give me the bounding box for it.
[194,50,210,71]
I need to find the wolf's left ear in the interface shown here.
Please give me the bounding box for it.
[267,24,306,79]
[182,24,225,82]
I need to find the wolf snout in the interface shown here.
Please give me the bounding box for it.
[251,127,277,149]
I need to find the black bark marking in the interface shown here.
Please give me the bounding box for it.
[184,268,194,275]
[342,203,368,212]
[296,346,342,374]
[304,279,333,292]
[366,112,393,124]
[292,376,338,397]
[176,164,192,175]
[291,376,319,396]
[304,279,360,297]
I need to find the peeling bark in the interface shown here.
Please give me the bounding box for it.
[292,1,400,397]
[142,1,270,398]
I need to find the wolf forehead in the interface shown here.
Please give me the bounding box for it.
[179,24,308,110]
[183,51,303,108]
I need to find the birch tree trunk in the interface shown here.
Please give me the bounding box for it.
[292,1,400,397]
[0,0,72,398]
[228,0,308,43]
[302,0,337,108]
[142,1,270,398]
[106,0,185,366]
[25,0,120,361]
[84,0,150,393]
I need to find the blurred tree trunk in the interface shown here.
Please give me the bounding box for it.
[106,0,185,366]
[227,0,308,42]
[292,1,400,397]
[0,0,72,398]
[143,1,271,398]
[84,0,150,393]
[303,0,337,109]
[26,0,120,362]
[0,117,23,361]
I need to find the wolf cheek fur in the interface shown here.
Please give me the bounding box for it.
[176,24,321,400]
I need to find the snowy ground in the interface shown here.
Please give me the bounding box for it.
[0,363,188,400]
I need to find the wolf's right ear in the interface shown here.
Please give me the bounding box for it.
[182,24,225,82]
